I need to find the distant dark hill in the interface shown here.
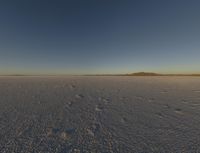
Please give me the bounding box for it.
[127,72,162,76]
[126,72,200,76]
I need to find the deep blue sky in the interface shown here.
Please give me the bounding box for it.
[0,0,200,74]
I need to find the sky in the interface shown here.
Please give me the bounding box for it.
[0,0,200,75]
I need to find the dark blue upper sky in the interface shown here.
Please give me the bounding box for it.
[0,0,200,74]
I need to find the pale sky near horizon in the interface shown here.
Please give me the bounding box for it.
[0,0,200,75]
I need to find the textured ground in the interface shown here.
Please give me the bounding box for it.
[0,76,200,153]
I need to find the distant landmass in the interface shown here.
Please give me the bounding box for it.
[83,72,200,76]
[127,72,161,76]
[1,72,200,76]
[126,72,200,76]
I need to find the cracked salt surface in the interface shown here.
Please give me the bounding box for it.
[0,76,200,152]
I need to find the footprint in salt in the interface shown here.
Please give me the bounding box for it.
[65,101,73,109]
[161,90,168,94]
[174,108,183,115]
[181,99,189,104]
[148,98,155,102]
[86,128,95,137]
[155,112,164,118]
[164,104,170,109]
[95,104,103,112]
[98,97,110,104]
[69,84,76,90]
[75,94,84,99]
[120,117,127,124]
[135,96,145,101]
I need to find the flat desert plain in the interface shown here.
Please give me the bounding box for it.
[0,76,200,153]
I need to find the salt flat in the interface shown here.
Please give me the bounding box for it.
[0,76,200,153]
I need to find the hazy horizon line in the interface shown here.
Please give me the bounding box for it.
[1,72,200,76]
